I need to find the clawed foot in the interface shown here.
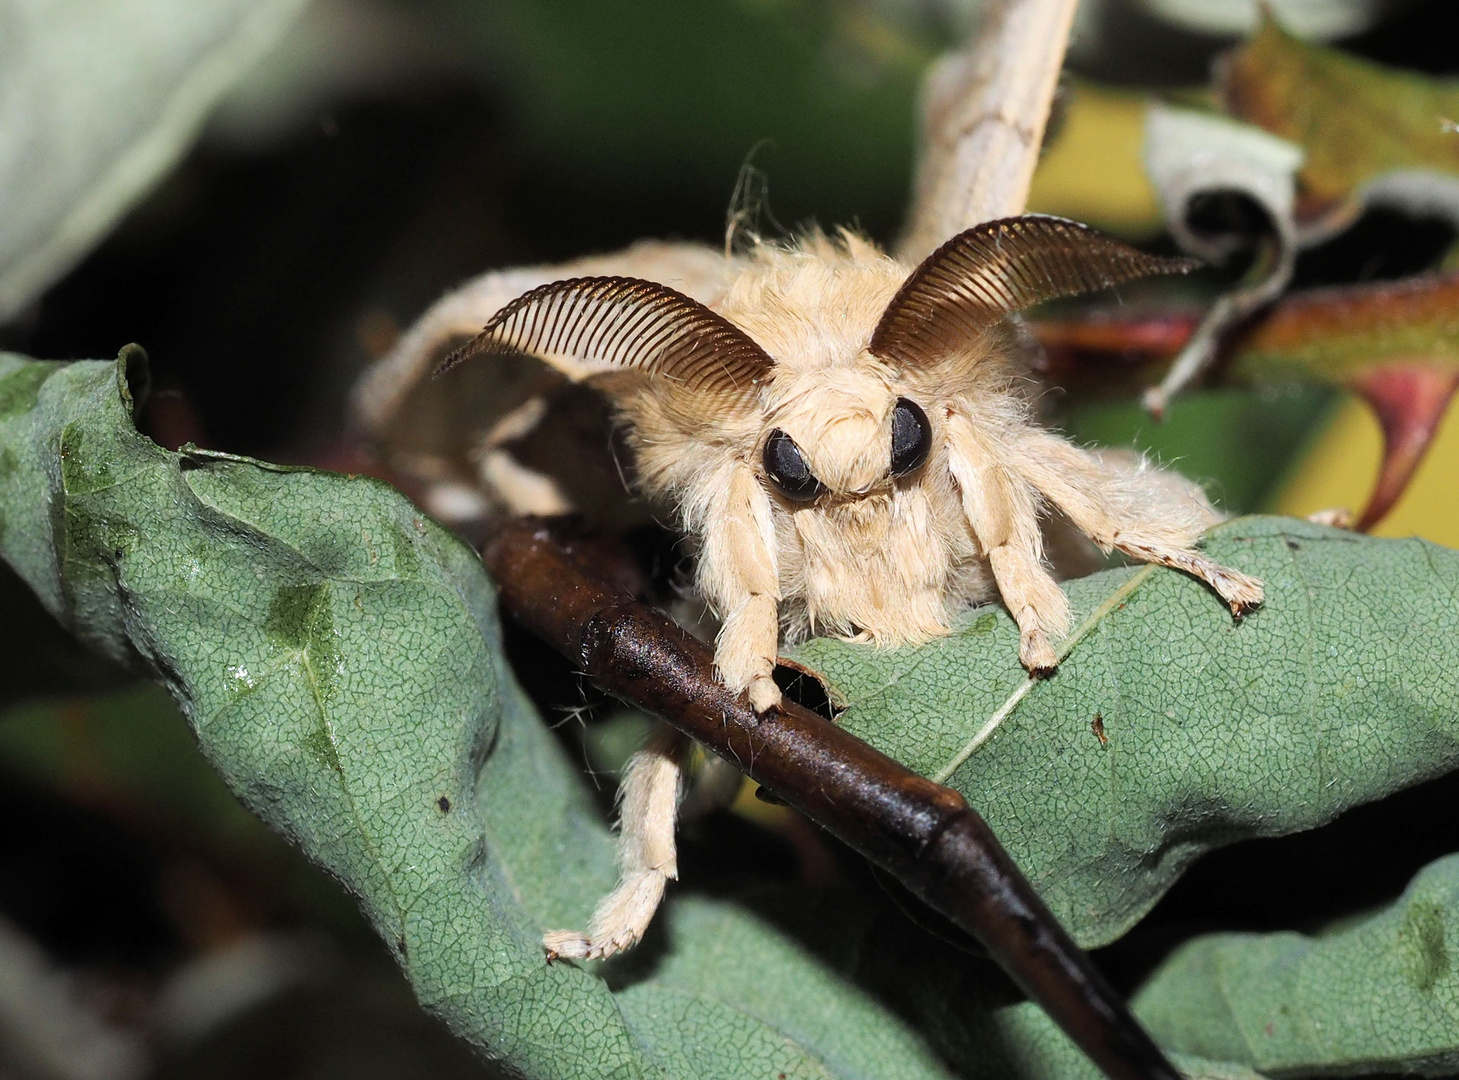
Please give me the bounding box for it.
[746,674,782,714]
[542,867,670,963]
[1019,628,1060,673]
[1124,542,1265,620]
[544,928,634,963]
[1208,565,1265,618]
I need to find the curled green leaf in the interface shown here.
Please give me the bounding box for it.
[0,350,958,1080]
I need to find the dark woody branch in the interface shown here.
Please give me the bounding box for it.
[481,517,1182,1080]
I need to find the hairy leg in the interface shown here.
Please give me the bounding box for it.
[543,725,688,961]
[945,412,1069,670]
[694,460,784,712]
[1017,430,1264,613]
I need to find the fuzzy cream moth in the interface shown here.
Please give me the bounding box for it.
[440,214,1264,959]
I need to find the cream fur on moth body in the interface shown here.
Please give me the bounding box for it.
[445,216,1263,708]
[440,214,1265,960]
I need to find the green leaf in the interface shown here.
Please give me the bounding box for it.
[12,348,1459,1076]
[1135,852,1459,1075]
[0,350,956,1080]
[797,516,1459,949]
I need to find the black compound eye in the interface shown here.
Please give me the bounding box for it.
[762,429,825,501]
[890,397,932,477]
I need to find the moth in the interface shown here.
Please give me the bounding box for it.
[442,214,1264,960]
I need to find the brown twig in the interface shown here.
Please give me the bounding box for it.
[482,517,1182,1080]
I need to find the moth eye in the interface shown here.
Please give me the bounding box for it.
[762,429,825,501]
[890,397,932,477]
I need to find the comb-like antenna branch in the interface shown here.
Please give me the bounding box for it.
[872,216,1198,371]
[439,276,774,404]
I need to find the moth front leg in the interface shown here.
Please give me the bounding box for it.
[1015,430,1264,614]
[695,459,783,713]
[945,412,1070,671]
[543,724,687,961]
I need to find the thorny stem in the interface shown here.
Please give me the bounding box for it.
[483,518,1182,1080]
[931,564,1158,785]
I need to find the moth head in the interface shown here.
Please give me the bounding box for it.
[760,365,932,501]
[754,215,1189,504]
